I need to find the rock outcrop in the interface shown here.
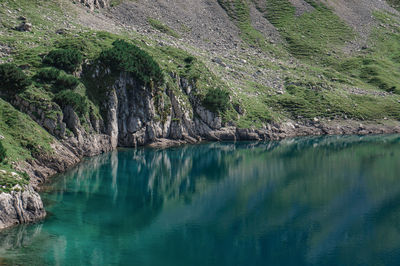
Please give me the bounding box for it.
[0,185,45,230]
[15,21,32,32]
[79,0,110,11]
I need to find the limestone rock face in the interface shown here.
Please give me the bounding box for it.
[0,185,45,230]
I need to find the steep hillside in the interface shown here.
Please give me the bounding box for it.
[1,0,400,228]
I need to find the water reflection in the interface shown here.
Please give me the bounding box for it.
[1,135,400,265]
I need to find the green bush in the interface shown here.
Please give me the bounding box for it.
[37,68,79,91]
[184,56,196,65]
[0,141,6,163]
[99,40,163,87]
[43,48,83,73]
[202,88,230,113]
[0,64,31,93]
[36,67,61,83]
[55,73,80,90]
[54,90,88,116]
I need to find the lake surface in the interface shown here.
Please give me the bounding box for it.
[1,135,400,265]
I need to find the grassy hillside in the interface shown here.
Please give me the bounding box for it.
[214,0,400,126]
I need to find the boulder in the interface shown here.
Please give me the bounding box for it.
[15,21,32,32]
[0,185,46,230]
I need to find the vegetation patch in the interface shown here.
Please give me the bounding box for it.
[268,83,400,121]
[98,39,164,87]
[386,0,400,11]
[217,0,277,52]
[110,0,123,7]
[36,67,61,83]
[54,72,80,91]
[148,18,181,38]
[202,88,230,113]
[43,48,83,73]
[54,90,89,116]
[36,67,80,91]
[0,141,6,163]
[331,11,400,95]
[0,170,29,193]
[262,0,353,61]
[0,63,32,94]
[0,99,54,162]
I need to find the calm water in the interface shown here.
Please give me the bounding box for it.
[1,136,400,265]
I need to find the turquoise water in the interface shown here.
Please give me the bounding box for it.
[2,136,400,265]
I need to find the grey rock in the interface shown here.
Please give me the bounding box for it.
[79,0,109,10]
[15,21,32,32]
[0,185,45,230]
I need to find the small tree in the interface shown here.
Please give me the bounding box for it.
[0,141,6,163]
[43,48,83,73]
[36,67,61,83]
[0,64,31,93]
[55,73,80,91]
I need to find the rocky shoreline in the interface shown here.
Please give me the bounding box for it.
[1,117,400,230]
[1,67,400,230]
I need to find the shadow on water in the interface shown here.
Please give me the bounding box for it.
[1,135,400,265]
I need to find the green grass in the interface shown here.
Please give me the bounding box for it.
[263,0,353,61]
[217,0,279,53]
[0,170,29,193]
[110,0,123,7]
[17,86,63,121]
[147,18,181,38]
[328,11,400,95]
[269,86,400,121]
[0,98,54,163]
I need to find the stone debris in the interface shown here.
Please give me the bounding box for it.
[15,21,32,32]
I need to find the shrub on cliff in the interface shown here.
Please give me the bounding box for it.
[43,48,83,73]
[0,141,6,163]
[55,73,80,90]
[203,88,230,113]
[37,67,61,82]
[37,68,79,91]
[54,90,88,116]
[0,64,31,93]
[98,40,163,87]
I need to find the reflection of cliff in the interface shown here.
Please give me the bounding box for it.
[2,135,400,265]
[126,135,400,265]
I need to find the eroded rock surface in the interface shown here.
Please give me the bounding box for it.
[79,0,109,10]
[0,186,45,230]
